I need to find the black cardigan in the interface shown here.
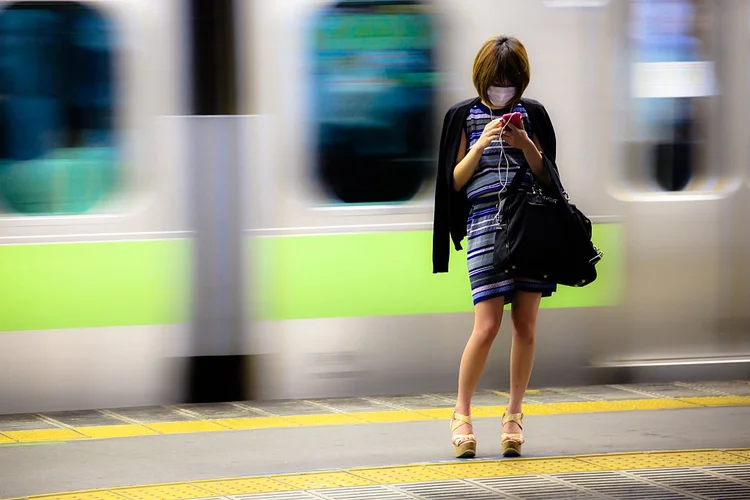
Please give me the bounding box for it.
[431,97,558,274]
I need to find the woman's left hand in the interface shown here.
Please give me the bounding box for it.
[501,121,533,150]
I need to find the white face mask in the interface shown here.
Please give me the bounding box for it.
[487,86,516,107]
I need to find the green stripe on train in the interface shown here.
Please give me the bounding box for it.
[252,224,623,320]
[0,224,622,331]
[0,240,192,331]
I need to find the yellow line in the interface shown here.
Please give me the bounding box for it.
[0,432,16,444]
[11,448,750,500]
[2,395,749,444]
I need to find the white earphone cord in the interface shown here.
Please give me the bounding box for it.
[490,109,513,224]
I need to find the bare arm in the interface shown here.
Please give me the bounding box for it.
[452,118,502,191]
[452,131,481,191]
[502,124,551,186]
[521,134,550,185]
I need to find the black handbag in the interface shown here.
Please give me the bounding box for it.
[492,155,603,287]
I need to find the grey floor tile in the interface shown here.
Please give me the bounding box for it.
[305,398,392,413]
[0,414,59,431]
[42,410,127,427]
[246,400,335,416]
[106,406,195,423]
[372,394,455,410]
[174,403,267,419]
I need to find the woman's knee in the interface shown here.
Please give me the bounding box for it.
[510,293,540,344]
[471,299,504,347]
[472,319,502,346]
[511,306,537,344]
[512,319,536,345]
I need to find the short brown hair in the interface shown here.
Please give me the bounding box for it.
[472,36,531,108]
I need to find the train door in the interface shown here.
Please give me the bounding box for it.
[598,0,750,376]
[237,0,448,400]
[718,0,750,373]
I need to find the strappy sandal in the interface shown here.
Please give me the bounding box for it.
[501,411,525,457]
[450,411,476,459]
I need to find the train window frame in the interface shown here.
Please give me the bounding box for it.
[303,0,440,211]
[0,0,152,225]
[610,0,737,201]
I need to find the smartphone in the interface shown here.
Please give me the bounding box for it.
[501,112,522,128]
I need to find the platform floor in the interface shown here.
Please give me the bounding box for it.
[2,380,750,499]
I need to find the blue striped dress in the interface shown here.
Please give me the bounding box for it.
[465,101,557,305]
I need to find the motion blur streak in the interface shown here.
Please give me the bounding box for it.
[0,0,749,414]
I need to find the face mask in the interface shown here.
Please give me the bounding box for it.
[487,86,516,107]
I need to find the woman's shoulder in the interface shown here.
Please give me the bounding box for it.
[520,97,555,131]
[520,97,557,160]
[519,97,548,114]
[441,98,481,135]
[445,97,480,117]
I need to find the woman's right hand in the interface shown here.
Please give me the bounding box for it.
[474,118,503,151]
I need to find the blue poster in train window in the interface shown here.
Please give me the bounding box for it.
[0,2,118,215]
[310,0,436,204]
[629,0,701,191]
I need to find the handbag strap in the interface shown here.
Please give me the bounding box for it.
[507,162,531,194]
[511,99,567,198]
[504,99,545,194]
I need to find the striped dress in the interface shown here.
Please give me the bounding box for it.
[465,101,557,305]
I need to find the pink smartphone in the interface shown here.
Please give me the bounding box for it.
[501,112,522,128]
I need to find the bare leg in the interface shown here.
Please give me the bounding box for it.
[505,291,542,436]
[453,296,505,438]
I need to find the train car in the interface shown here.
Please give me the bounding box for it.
[1,0,749,414]
[0,0,193,413]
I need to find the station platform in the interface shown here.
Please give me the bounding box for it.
[1,380,750,499]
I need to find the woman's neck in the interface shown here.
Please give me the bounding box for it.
[481,99,512,112]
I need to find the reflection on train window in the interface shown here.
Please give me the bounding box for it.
[629,0,714,191]
[310,0,437,204]
[0,2,118,215]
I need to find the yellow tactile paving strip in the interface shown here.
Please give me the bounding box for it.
[1,395,749,444]
[7,448,750,500]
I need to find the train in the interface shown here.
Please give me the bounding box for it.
[1,0,749,414]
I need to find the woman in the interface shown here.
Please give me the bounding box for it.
[431,36,559,459]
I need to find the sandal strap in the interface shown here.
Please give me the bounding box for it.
[502,411,523,429]
[452,433,476,445]
[450,412,472,432]
[501,432,525,444]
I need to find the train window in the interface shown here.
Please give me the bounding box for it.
[0,2,118,215]
[628,0,715,192]
[310,0,437,204]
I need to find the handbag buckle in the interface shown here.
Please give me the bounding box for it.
[589,246,604,265]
